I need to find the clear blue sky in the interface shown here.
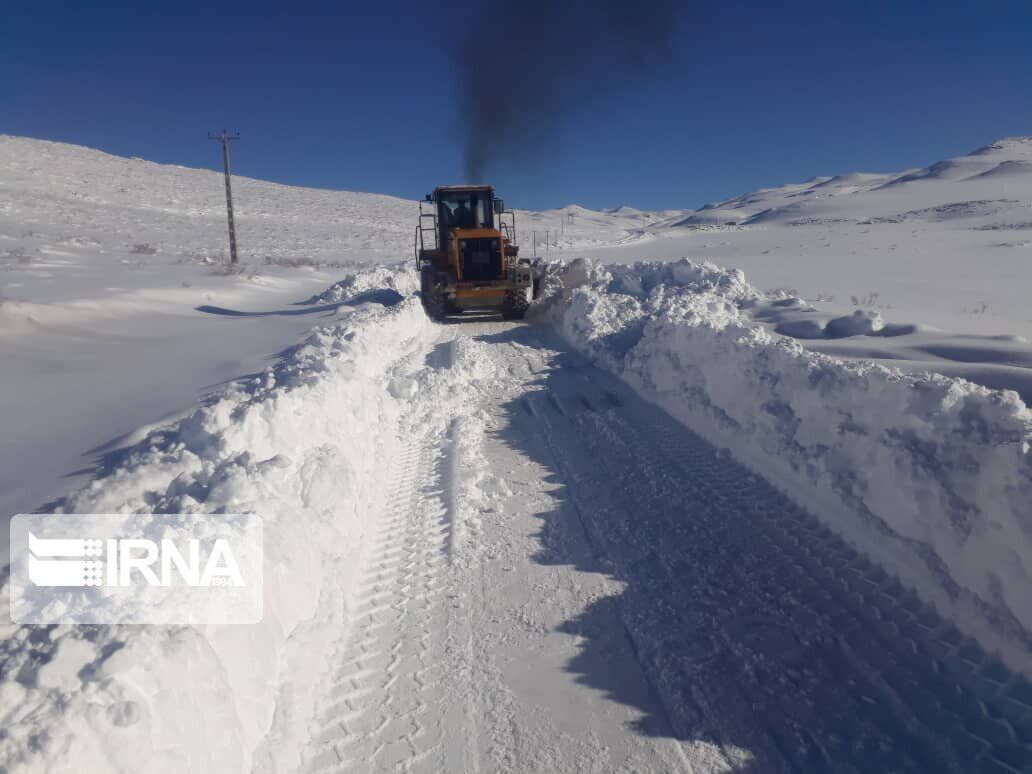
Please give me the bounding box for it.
[4,0,1032,211]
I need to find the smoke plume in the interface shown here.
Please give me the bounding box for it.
[455,0,677,182]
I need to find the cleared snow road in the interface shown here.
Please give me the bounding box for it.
[303,320,1032,774]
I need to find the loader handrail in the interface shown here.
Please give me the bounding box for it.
[415,199,439,268]
[498,209,516,245]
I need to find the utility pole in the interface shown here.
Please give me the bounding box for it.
[208,130,240,264]
[545,230,550,252]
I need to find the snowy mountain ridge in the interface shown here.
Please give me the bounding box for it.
[679,136,1032,227]
[9,132,1032,252]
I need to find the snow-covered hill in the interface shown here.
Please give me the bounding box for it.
[576,139,1032,345]
[0,135,671,284]
[0,135,415,268]
[675,137,1032,228]
[556,139,1032,409]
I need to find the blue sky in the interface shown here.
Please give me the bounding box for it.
[3,0,1032,211]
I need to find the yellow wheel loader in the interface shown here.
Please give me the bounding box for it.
[415,185,534,321]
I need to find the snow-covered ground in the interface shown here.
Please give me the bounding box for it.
[534,258,1032,669]
[5,134,1032,526]
[568,137,1032,336]
[2,135,1032,772]
[557,139,1032,405]
[0,136,682,526]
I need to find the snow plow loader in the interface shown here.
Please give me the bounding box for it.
[415,185,534,321]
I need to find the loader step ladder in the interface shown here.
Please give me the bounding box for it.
[498,210,516,246]
[419,212,437,251]
[414,210,438,266]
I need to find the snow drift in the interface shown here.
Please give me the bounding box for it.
[0,270,437,773]
[534,258,1032,673]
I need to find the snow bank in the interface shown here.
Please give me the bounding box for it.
[300,263,417,305]
[0,268,436,773]
[537,258,1032,673]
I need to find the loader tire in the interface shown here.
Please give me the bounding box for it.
[422,291,446,321]
[420,268,446,322]
[501,289,530,321]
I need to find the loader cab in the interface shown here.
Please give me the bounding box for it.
[430,185,504,282]
[435,186,495,232]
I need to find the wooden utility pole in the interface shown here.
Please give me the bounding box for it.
[208,130,240,264]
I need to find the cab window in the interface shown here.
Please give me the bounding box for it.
[439,192,492,229]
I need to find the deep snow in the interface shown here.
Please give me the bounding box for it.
[1,283,439,772]
[0,135,685,526]
[4,134,1032,772]
[4,265,1031,773]
[533,258,1032,674]
[559,137,1032,391]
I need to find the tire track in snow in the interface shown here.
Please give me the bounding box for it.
[611,404,1032,774]
[303,436,454,773]
[303,320,1032,773]
[302,323,496,773]
[524,337,1032,773]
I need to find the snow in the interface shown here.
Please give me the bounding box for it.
[0,135,413,529]
[559,137,1032,352]
[0,135,687,527]
[4,134,1032,771]
[535,257,1032,673]
[1,282,438,772]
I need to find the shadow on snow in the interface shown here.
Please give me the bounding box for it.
[472,323,1032,774]
[195,288,405,317]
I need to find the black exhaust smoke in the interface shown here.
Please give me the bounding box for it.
[455,0,677,183]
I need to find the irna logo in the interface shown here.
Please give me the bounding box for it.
[10,514,263,625]
[28,533,244,588]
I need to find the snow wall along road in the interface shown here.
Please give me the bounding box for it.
[0,270,442,773]
[534,258,1032,676]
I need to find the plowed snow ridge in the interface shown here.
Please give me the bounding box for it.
[535,258,1032,673]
